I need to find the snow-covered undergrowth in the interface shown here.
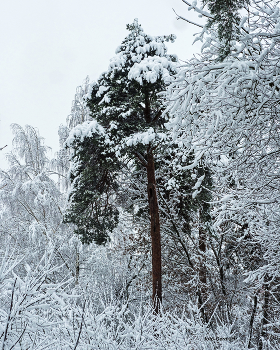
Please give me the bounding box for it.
[0,249,277,350]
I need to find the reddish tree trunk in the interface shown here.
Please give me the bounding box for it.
[199,226,207,286]
[146,149,162,313]
[198,225,208,322]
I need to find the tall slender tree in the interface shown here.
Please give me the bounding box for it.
[65,19,177,311]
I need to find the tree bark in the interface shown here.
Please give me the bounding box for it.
[75,250,80,285]
[199,226,207,286]
[146,149,162,313]
[248,294,258,348]
[198,224,208,322]
[258,276,270,350]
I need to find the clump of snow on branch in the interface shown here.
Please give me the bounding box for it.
[66,120,105,146]
[128,56,177,85]
[125,127,167,146]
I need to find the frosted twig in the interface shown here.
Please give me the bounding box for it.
[181,0,213,19]
[73,300,86,350]
[173,8,204,28]
[1,278,17,350]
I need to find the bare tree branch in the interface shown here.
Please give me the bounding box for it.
[2,278,17,350]
[173,8,204,28]
[181,0,213,19]
[73,301,86,350]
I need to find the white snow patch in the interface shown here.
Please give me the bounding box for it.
[66,120,105,146]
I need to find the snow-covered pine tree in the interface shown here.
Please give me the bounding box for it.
[65,19,177,311]
[203,0,249,60]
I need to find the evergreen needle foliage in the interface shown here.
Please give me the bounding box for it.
[64,20,177,246]
[204,0,249,60]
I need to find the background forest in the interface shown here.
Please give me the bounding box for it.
[1,0,280,349]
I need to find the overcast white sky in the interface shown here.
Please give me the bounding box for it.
[0,0,203,169]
